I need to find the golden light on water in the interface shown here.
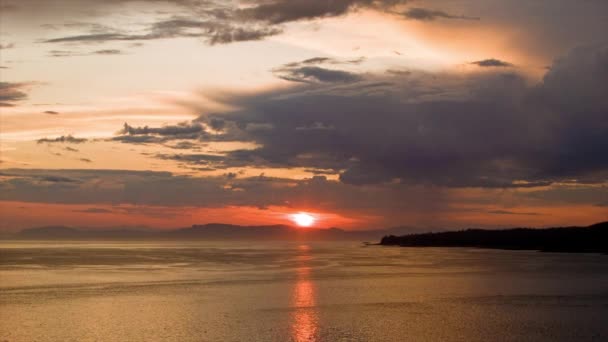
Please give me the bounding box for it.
[291,245,318,342]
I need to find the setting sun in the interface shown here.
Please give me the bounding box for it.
[291,213,316,227]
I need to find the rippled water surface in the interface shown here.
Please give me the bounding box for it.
[1,241,607,341]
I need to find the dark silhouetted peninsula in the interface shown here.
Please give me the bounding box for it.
[380,222,608,253]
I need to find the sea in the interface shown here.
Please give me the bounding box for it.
[1,241,607,341]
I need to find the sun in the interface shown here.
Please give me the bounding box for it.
[291,212,316,227]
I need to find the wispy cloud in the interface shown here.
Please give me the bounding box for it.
[0,82,30,107]
[471,59,513,67]
[37,135,88,144]
[399,7,479,21]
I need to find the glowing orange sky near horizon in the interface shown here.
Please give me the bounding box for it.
[0,200,606,232]
[0,201,361,232]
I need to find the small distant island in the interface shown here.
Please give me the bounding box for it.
[380,222,608,253]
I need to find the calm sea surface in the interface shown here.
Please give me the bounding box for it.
[1,241,607,341]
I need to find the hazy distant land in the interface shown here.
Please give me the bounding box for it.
[380,222,608,253]
[4,224,419,241]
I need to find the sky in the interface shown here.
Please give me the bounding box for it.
[0,0,607,231]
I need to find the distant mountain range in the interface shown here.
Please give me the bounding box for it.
[7,223,607,250]
[380,221,608,253]
[6,224,420,241]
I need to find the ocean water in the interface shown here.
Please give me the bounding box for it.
[1,241,607,342]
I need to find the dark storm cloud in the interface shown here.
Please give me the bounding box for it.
[104,44,607,189]
[0,82,29,107]
[399,7,479,21]
[37,135,88,144]
[176,43,608,189]
[471,59,513,67]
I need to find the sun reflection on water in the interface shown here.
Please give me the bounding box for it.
[291,245,319,342]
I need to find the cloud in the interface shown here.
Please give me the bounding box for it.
[275,66,362,83]
[273,57,364,83]
[487,210,541,216]
[94,49,123,55]
[0,82,30,107]
[9,0,608,62]
[206,25,283,44]
[50,49,125,57]
[40,176,79,183]
[399,7,479,21]
[169,141,203,150]
[237,0,407,24]
[1,168,604,228]
[43,110,60,115]
[172,43,608,189]
[0,43,15,49]
[44,33,129,44]
[112,122,206,143]
[37,135,88,144]
[471,59,513,67]
[119,122,204,136]
[36,1,415,48]
[283,56,365,68]
[0,168,454,219]
[42,17,283,46]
